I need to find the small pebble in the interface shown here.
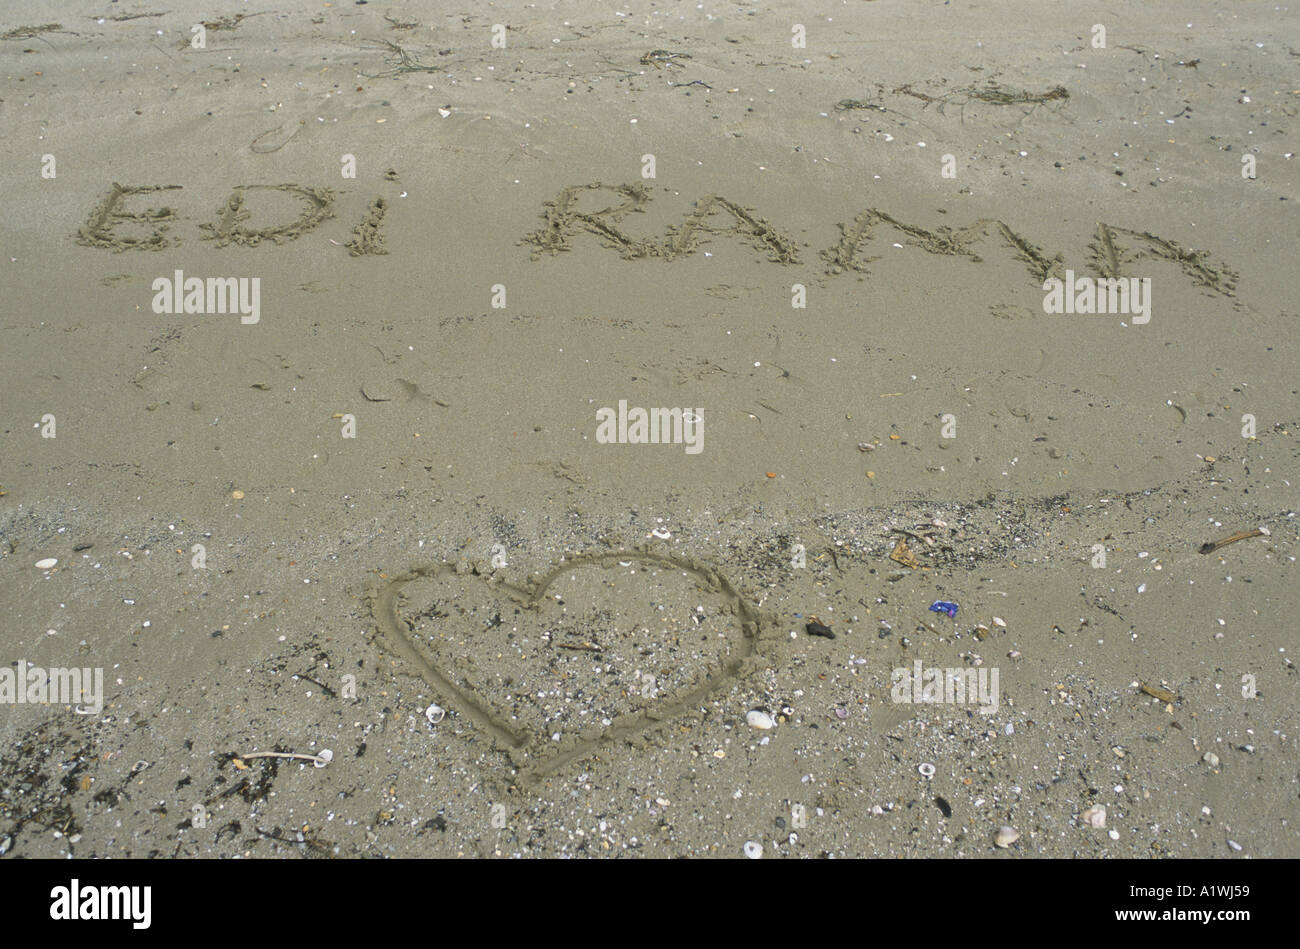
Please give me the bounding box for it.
[746,710,775,731]
[1227,839,1242,852]
[1108,829,1120,840]
[35,558,57,570]
[1080,804,1107,828]
[994,826,1019,848]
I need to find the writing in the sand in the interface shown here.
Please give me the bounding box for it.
[73,181,1239,298]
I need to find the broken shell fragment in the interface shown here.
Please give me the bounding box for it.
[743,840,763,859]
[426,703,446,725]
[1080,804,1107,828]
[994,825,1020,848]
[746,710,775,731]
[313,749,333,768]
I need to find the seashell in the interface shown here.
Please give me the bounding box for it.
[1203,752,1219,768]
[426,703,446,725]
[313,749,333,768]
[743,840,762,859]
[992,616,1007,628]
[918,762,936,778]
[1080,804,1106,828]
[746,710,775,731]
[994,825,1020,848]
[35,558,57,570]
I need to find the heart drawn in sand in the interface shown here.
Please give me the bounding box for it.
[369,550,760,779]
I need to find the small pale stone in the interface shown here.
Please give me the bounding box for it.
[35,558,57,569]
[1081,804,1107,828]
[746,710,775,731]
[1203,752,1220,768]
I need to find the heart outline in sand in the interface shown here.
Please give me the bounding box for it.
[369,549,761,781]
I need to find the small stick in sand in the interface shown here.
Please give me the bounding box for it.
[1198,528,1267,555]
[235,750,333,768]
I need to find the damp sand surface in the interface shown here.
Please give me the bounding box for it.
[0,0,1296,858]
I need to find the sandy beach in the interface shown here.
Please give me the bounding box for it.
[1,0,1296,858]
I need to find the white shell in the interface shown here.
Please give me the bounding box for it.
[743,841,762,859]
[746,710,775,731]
[994,825,1020,848]
[1080,804,1106,828]
[1203,752,1220,768]
[992,616,1007,628]
[35,558,57,570]
[313,749,333,768]
[918,762,936,778]
[426,703,446,725]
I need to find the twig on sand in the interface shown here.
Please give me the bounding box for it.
[1198,527,1267,555]
[234,750,333,768]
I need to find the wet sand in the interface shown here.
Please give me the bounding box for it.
[0,1,1296,858]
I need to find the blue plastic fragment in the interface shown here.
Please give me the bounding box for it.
[929,600,959,618]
